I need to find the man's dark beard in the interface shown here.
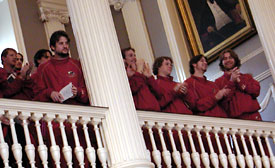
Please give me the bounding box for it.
[56,52,69,58]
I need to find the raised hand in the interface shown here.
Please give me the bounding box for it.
[136,58,145,73]
[143,63,152,78]
[126,62,136,77]
[230,67,240,82]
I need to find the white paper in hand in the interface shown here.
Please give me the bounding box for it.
[59,82,73,103]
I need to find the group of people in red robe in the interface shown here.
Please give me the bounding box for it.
[122,47,262,121]
[122,47,264,167]
[0,30,91,167]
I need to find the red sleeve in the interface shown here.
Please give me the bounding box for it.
[195,94,218,112]
[147,76,176,108]
[187,79,218,112]
[237,74,260,98]
[33,67,54,102]
[128,72,146,94]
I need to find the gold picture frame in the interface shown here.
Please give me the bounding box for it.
[176,0,256,62]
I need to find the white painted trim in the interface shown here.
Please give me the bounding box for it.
[241,47,264,64]
[255,69,271,82]
[7,0,27,61]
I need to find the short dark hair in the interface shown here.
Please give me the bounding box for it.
[219,48,241,71]
[152,56,173,75]
[1,48,17,64]
[49,30,70,51]
[189,54,206,74]
[34,49,52,67]
[121,47,135,59]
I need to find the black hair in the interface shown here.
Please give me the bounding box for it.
[34,49,52,67]
[189,54,206,74]
[49,30,70,51]
[121,47,135,59]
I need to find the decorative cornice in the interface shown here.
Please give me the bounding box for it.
[39,7,69,24]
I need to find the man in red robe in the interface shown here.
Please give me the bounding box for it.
[153,56,193,114]
[0,48,33,100]
[215,48,261,120]
[122,47,161,111]
[33,30,89,167]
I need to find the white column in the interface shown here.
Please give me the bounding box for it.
[37,0,69,45]
[247,0,275,81]
[157,0,191,82]
[66,0,153,167]
[121,0,155,66]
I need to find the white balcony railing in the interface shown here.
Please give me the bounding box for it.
[0,98,108,168]
[1,98,275,168]
[138,110,275,168]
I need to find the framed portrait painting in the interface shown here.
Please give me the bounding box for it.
[176,0,256,62]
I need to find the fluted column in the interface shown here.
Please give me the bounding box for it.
[66,0,153,167]
[157,0,191,82]
[248,0,275,81]
[37,0,69,45]
[121,0,155,66]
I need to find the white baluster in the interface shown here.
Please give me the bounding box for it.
[239,131,254,168]
[82,122,96,168]
[47,120,61,168]
[177,127,191,168]
[231,131,245,168]
[59,120,73,168]
[205,129,219,168]
[9,117,23,168]
[140,123,151,162]
[156,123,171,168]
[195,127,210,168]
[247,132,262,168]
[213,129,228,168]
[22,119,36,168]
[255,132,270,168]
[93,121,107,168]
[147,124,161,168]
[0,120,11,168]
[264,135,275,168]
[186,127,200,168]
[222,128,237,168]
[34,119,48,168]
[71,121,85,168]
[166,125,181,168]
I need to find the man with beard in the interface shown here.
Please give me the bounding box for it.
[33,30,88,105]
[33,30,90,167]
[215,48,261,120]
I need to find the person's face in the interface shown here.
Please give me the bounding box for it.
[15,54,23,69]
[38,52,51,66]
[222,52,236,71]
[193,57,208,73]
[158,59,173,76]
[124,49,136,65]
[51,36,69,57]
[3,50,17,67]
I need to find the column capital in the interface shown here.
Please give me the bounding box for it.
[109,0,134,11]
[37,0,69,24]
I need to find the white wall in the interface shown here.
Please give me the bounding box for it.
[0,0,18,66]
